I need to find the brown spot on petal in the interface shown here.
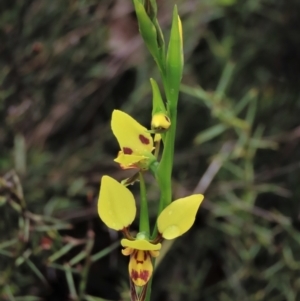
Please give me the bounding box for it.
[123,147,133,154]
[139,134,150,145]
[165,116,170,122]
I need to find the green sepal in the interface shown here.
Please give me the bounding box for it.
[166,5,184,106]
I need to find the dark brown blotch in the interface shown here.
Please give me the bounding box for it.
[123,147,133,154]
[139,134,150,145]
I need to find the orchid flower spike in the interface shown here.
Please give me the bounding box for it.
[98,176,204,287]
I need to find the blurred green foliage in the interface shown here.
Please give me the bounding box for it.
[1,0,300,300]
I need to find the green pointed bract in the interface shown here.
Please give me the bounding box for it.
[166,6,184,105]
[150,78,166,115]
[157,194,204,240]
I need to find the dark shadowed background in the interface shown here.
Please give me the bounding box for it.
[1,0,300,300]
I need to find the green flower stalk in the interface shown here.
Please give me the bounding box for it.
[155,6,184,213]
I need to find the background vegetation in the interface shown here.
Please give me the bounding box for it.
[1,0,300,300]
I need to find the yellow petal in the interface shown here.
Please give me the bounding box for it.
[122,247,134,256]
[114,151,147,169]
[157,194,204,240]
[149,250,160,258]
[129,250,153,286]
[98,176,136,231]
[111,110,153,155]
[121,238,161,251]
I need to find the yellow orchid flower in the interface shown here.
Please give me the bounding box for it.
[111,110,157,170]
[121,235,161,287]
[98,175,204,287]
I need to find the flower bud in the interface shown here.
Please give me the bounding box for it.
[151,113,171,133]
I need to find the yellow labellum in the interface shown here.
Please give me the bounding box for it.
[121,239,161,287]
[129,250,153,286]
[157,194,204,239]
[98,176,136,231]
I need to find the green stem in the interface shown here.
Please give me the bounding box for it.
[151,76,178,239]
[139,172,150,235]
[156,83,178,208]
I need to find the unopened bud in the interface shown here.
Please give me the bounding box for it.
[151,113,171,133]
